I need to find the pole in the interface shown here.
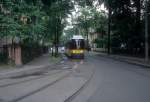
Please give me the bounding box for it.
[145,0,149,62]
[108,6,111,54]
[84,0,89,50]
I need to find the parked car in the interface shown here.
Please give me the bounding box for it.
[49,46,65,53]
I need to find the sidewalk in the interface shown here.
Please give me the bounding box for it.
[95,52,150,68]
[0,54,61,79]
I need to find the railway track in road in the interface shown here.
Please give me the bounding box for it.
[0,56,92,102]
[8,71,72,102]
[64,66,95,102]
[0,59,72,88]
[0,59,75,102]
[63,55,97,102]
[0,70,64,88]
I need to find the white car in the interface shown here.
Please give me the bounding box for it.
[49,47,65,53]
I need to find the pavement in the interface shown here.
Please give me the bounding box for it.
[0,54,61,79]
[94,52,150,68]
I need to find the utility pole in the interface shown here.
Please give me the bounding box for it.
[107,6,111,54]
[145,0,149,62]
[84,0,89,49]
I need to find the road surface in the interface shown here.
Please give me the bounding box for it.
[0,53,150,102]
[70,53,150,102]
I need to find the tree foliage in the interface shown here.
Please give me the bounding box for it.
[1,0,149,56]
[0,0,73,47]
[75,0,149,56]
[104,0,146,55]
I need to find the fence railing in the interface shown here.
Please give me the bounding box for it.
[0,46,8,64]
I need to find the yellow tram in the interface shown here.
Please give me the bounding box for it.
[66,35,85,59]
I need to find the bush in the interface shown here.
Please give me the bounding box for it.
[93,37,107,48]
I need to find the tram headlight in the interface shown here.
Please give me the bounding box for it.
[72,50,76,53]
[72,50,84,54]
[80,50,84,53]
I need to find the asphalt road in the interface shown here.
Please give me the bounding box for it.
[0,53,150,102]
[0,54,93,102]
[70,53,150,102]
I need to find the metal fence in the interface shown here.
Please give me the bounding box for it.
[0,46,8,64]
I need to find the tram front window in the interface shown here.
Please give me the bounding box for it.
[69,39,84,49]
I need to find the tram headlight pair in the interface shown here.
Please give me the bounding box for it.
[72,50,84,54]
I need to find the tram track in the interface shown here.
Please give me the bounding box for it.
[0,56,89,102]
[0,69,64,88]
[0,61,72,88]
[64,67,95,102]
[64,56,96,102]
[7,71,72,102]
[0,60,74,102]
[9,59,91,102]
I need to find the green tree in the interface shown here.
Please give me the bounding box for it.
[42,0,73,56]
